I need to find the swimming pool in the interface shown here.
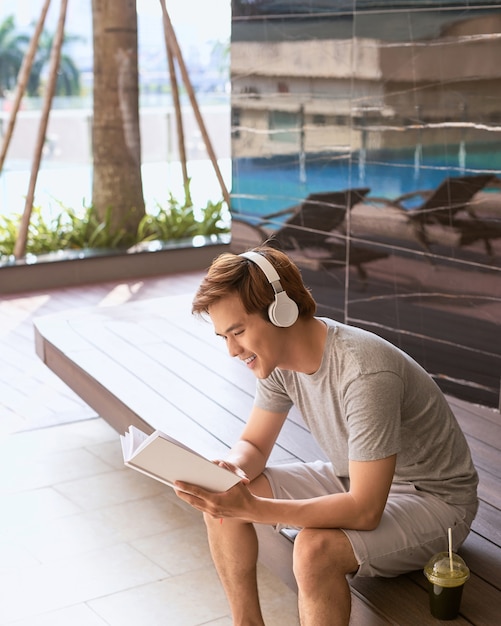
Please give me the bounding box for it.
[231,146,501,218]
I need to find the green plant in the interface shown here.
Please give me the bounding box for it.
[23,207,67,254]
[0,187,229,262]
[196,199,230,236]
[0,206,69,256]
[137,197,229,242]
[0,15,29,95]
[0,204,134,259]
[62,204,136,249]
[137,181,229,243]
[0,212,18,256]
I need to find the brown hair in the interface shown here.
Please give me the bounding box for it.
[192,245,316,321]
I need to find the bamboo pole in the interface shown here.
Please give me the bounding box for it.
[163,26,189,195]
[0,0,52,174]
[158,0,231,208]
[14,0,68,260]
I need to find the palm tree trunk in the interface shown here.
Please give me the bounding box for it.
[92,0,145,234]
[0,0,51,175]
[13,0,67,260]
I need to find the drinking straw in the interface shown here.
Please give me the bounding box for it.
[448,527,454,571]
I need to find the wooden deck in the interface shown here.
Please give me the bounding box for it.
[34,292,501,625]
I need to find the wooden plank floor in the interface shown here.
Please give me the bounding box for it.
[32,287,501,625]
[0,272,200,434]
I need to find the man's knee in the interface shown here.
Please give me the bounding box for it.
[293,528,358,588]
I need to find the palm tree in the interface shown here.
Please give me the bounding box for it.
[0,15,29,96]
[27,28,82,97]
[91,0,145,235]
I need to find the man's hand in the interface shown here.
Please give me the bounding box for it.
[213,460,250,484]
[174,479,257,522]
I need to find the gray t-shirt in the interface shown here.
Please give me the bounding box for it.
[255,318,478,506]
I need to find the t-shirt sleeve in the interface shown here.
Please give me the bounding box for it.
[254,371,294,414]
[344,370,403,461]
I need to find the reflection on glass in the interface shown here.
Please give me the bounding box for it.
[230,1,501,407]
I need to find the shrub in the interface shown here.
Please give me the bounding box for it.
[0,189,229,261]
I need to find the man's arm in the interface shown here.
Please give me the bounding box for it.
[223,405,289,481]
[251,454,396,530]
[177,437,396,532]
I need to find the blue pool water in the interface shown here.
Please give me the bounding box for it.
[231,147,501,218]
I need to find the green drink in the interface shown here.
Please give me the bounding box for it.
[424,552,470,620]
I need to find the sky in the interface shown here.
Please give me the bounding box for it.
[0,0,231,51]
[2,0,230,23]
[136,0,230,42]
[2,0,230,33]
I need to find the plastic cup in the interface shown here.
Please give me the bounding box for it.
[424,552,470,620]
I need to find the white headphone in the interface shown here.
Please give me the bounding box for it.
[240,251,299,327]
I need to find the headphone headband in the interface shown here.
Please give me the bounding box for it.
[240,251,281,290]
[239,251,299,327]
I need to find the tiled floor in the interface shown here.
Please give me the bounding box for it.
[0,274,299,626]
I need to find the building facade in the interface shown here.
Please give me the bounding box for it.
[230,1,501,408]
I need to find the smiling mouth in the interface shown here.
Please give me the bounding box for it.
[243,354,256,365]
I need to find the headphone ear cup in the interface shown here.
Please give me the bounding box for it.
[268,291,299,327]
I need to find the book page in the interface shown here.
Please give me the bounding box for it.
[121,425,240,492]
[125,425,201,459]
[121,425,149,460]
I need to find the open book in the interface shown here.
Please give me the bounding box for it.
[120,425,240,492]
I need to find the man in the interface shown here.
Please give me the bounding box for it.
[175,245,478,626]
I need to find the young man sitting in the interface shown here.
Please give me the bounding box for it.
[174,245,478,626]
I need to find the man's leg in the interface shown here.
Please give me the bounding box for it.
[204,473,273,626]
[293,528,358,626]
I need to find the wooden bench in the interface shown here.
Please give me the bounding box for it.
[34,293,501,625]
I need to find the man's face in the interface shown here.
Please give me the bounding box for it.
[209,293,283,379]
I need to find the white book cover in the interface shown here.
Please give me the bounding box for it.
[120,425,240,492]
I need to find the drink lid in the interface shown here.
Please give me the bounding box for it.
[424,552,470,587]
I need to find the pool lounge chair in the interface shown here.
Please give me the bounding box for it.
[231,188,388,281]
[258,188,371,249]
[385,174,499,256]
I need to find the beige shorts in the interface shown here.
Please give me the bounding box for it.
[263,460,477,578]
